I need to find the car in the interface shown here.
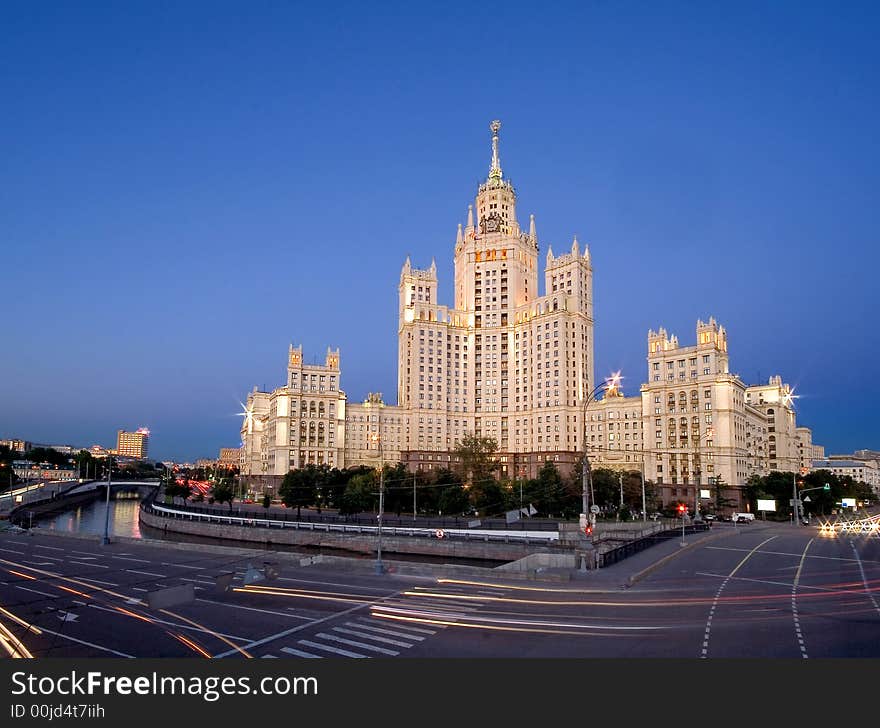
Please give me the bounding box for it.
[703,514,717,522]
[735,515,752,523]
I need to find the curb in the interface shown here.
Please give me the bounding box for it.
[626,527,736,586]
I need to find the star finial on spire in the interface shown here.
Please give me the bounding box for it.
[489,120,502,181]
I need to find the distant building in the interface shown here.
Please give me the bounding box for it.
[812,458,879,491]
[218,448,240,469]
[0,439,32,454]
[12,461,76,481]
[116,429,149,459]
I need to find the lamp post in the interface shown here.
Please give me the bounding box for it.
[581,373,621,529]
[691,426,715,520]
[372,397,385,575]
[101,454,112,546]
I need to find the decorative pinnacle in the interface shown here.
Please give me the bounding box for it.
[489,119,502,180]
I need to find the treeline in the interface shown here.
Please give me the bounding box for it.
[743,469,874,519]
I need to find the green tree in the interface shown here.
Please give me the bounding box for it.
[211,481,235,511]
[533,460,566,517]
[435,468,468,516]
[453,434,500,511]
[338,473,375,515]
[279,464,325,518]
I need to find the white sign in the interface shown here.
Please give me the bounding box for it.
[590,505,600,514]
[699,489,711,499]
[757,499,776,512]
[842,498,857,508]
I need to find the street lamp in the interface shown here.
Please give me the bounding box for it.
[581,372,621,528]
[690,426,715,520]
[101,454,112,546]
[371,399,386,575]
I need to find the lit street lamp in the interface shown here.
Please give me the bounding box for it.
[581,372,622,529]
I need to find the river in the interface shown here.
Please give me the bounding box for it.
[37,495,508,567]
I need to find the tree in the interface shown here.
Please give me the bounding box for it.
[453,434,500,511]
[533,460,566,517]
[211,481,235,511]
[279,464,325,518]
[338,473,375,515]
[435,468,468,516]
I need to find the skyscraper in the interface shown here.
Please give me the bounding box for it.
[116,428,149,459]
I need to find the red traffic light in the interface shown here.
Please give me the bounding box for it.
[677,503,687,514]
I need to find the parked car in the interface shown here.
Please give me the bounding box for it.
[703,514,717,522]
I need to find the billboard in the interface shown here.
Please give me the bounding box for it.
[841,497,857,508]
[699,489,711,499]
[757,499,776,512]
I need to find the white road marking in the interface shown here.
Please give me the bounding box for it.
[213,600,375,658]
[112,556,151,563]
[297,639,368,658]
[32,626,135,658]
[34,545,65,551]
[280,646,321,658]
[15,585,60,598]
[358,617,436,635]
[333,626,413,648]
[314,632,398,655]
[347,622,427,640]
[125,570,166,578]
[161,563,203,570]
[194,599,313,621]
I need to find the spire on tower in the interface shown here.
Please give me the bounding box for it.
[529,214,537,242]
[456,223,463,245]
[488,120,502,181]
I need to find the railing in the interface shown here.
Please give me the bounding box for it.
[141,497,558,545]
[147,496,559,532]
[597,522,711,568]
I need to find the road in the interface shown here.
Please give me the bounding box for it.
[0,522,878,658]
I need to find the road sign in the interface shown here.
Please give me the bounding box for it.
[823,484,830,491]
[590,505,600,514]
[803,496,811,502]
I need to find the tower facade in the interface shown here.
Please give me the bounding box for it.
[396,120,595,476]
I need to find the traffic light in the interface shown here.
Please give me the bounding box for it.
[677,503,687,516]
[584,524,593,536]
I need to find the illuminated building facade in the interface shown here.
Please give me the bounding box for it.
[116,429,149,459]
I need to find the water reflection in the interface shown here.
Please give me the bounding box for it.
[44,497,143,539]
[39,496,507,568]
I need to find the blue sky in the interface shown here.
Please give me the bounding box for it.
[2,1,877,462]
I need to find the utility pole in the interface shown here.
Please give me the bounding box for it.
[413,471,416,521]
[101,455,112,545]
[640,456,647,522]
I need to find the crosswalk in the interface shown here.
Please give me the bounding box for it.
[257,584,509,658]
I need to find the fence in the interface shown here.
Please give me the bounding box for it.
[597,522,711,568]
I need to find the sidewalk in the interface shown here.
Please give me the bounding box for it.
[550,525,734,590]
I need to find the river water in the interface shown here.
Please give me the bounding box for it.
[38,495,507,567]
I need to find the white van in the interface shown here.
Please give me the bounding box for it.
[733,512,755,522]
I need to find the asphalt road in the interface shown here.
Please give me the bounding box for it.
[0,522,878,659]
